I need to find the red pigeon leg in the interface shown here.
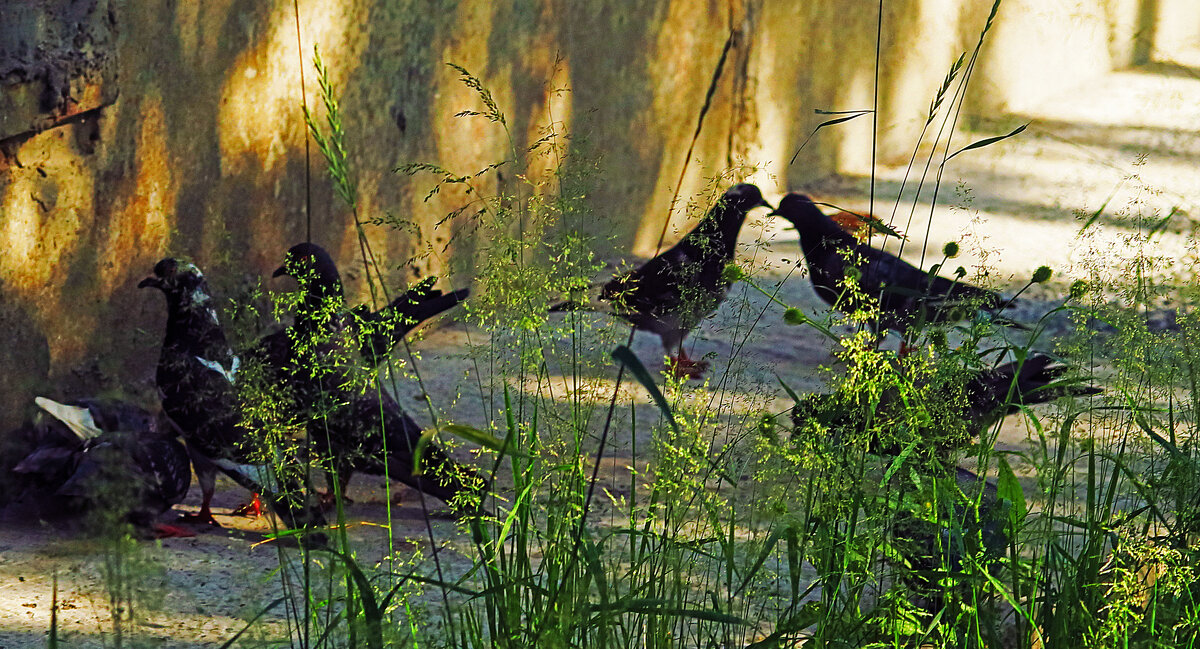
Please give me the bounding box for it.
[177,470,220,527]
[667,343,709,379]
[230,493,264,518]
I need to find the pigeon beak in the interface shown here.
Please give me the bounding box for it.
[137,276,162,289]
[759,199,774,211]
[766,211,796,229]
[271,265,287,279]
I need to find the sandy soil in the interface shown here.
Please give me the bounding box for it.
[4,60,1199,646]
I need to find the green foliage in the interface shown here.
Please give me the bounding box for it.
[304,45,356,212]
[97,530,168,648]
[61,10,1200,647]
[269,40,1200,648]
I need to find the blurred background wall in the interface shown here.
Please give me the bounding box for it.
[0,0,1197,428]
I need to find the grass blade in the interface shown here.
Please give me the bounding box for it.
[945,122,1028,161]
[790,110,873,165]
[612,345,680,434]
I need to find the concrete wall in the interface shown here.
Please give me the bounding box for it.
[0,0,1186,427]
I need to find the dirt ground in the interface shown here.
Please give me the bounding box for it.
[4,61,1200,646]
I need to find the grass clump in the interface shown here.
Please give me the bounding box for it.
[207,37,1200,649]
[39,7,1200,648]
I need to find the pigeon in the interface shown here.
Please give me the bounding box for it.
[552,183,772,377]
[890,466,1009,613]
[262,242,478,507]
[791,352,1101,455]
[773,193,1018,341]
[789,354,1098,600]
[139,258,326,534]
[11,397,193,537]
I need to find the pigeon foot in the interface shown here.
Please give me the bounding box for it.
[231,493,264,518]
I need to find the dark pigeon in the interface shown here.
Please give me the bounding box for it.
[890,466,1010,613]
[553,183,771,377]
[11,397,192,537]
[773,193,1019,339]
[791,352,1101,454]
[263,243,478,507]
[139,258,325,534]
[788,354,1099,606]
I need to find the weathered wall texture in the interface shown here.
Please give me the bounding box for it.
[0,0,1190,428]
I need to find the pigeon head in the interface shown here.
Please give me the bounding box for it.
[771,193,834,230]
[139,258,200,288]
[694,183,772,247]
[721,183,772,213]
[273,243,344,300]
[138,258,216,310]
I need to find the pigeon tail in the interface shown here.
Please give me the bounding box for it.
[357,286,470,362]
[399,287,469,324]
[13,446,78,475]
[961,353,1101,430]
